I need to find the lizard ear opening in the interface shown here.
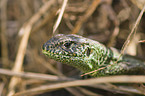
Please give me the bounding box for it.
[86,48,91,57]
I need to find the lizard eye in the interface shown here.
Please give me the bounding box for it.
[64,42,72,48]
[86,48,91,57]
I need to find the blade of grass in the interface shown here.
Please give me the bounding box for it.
[14,75,145,96]
[53,0,68,34]
[71,0,101,34]
[120,4,145,55]
[7,0,56,96]
[0,0,9,68]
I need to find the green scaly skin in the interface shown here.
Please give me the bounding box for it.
[42,34,145,77]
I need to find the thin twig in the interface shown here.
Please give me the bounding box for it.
[139,40,145,43]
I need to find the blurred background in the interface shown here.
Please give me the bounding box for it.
[0,0,145,96]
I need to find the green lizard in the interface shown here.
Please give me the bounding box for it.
[42,34,145,77]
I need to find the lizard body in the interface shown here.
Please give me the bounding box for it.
[42,34,145,77]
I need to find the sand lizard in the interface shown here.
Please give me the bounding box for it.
[42,34,145,77]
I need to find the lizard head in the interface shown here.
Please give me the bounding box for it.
[42,34,106,72]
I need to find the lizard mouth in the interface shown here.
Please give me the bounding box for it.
[42,49,85,65]
[42,48,83,58]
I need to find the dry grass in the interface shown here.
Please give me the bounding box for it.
[0,0,145,96]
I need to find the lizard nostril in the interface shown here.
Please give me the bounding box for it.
[42,44,46,50]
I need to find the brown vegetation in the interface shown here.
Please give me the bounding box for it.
[0,0,145,96]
